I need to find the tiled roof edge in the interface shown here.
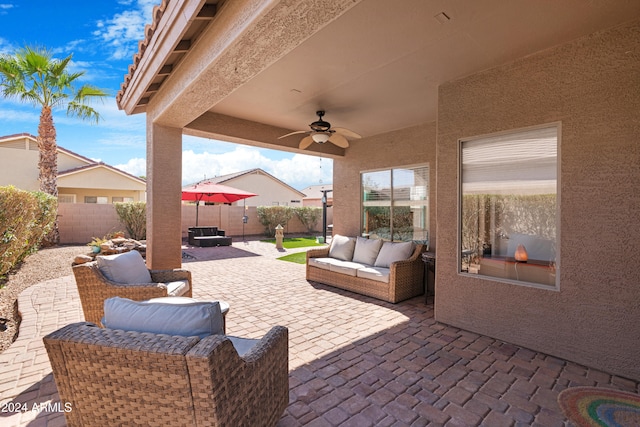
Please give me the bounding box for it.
[116,0,170,106]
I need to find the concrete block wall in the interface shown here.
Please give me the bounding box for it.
[58,203,331,244]
[58,203,122,245]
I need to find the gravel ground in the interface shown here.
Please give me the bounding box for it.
[0,245,86,354]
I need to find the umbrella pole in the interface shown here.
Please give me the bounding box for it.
[196,201,199,226]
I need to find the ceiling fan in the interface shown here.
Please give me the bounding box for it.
[279,110,362,149]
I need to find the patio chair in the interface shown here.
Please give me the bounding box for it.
[72,250,192,325]
[44,322,289,426]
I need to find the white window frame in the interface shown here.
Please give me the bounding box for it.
[458,123,561,290]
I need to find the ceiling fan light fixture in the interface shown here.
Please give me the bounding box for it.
[312,132,331,143]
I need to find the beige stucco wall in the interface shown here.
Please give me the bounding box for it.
[59,168,146,191]
[58,167,146,202]
[0,137,94,191]
[58,188,145,204]
[333,122,437,247]
[0,147,39,190]
[57,150,92,171]
[436,20,640,380]
[221,172,304,207]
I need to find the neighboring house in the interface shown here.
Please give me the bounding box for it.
[0,133,146,203]
[300,184,333,208]
[186,168,305,207]
[116,2,640,381]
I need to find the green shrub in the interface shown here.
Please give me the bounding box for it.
[0,186,57,279]
[256,206,293,237]
[292,207,322,233]
[114,202,146,240]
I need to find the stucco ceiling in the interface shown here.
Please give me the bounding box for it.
[119,0,640,151]
[204,0,640,139]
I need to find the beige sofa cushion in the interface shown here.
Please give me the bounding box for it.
[166,280,190,296]
[352,237,383,265]
[328,261,367,277]
[357,266,390,283]
[374,241,415,268]
[308,257,335,271]
[329,235,356,261]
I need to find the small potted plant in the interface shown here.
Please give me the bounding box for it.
[87,237,106,254]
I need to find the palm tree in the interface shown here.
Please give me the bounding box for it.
[0,46,108,243]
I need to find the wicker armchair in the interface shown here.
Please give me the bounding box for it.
[72,260,192,325]
[44,322,289,427]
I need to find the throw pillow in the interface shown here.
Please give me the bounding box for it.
[328,234,356,261]
[103,297,224,338]
[97,250,152,284]
[374,241,415,268]
[352,237,383,265]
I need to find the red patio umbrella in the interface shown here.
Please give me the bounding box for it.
[181,182,257,226]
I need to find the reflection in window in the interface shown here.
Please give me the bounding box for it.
[460,125,558,287]
[84,196,108,204]
[362,165,429,243]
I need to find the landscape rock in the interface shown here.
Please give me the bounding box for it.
[73,254,93,265]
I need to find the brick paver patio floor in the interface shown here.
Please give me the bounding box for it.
[0,240,637,426]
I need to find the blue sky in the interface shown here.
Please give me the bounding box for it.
[0,0,332,190]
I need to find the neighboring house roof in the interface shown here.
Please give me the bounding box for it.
[0,132,36,141]
[57,146,101,167]
[189,168,305,198]
[300,184,333,199]
[0,133,146,187]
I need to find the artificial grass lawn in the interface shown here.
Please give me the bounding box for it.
[276,252,308,264]
[261,236,325,249]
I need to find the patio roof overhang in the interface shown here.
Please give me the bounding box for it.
[116,0,640,157]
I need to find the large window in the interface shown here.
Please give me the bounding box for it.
[362,165,429,243]
[460,125,558,287]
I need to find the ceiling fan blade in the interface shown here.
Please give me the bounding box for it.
[333,127,362,139]
[328,132,349,148]
[299,135,314,149]
[279,130,308,139]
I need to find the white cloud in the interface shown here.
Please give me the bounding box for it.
[272,154,332,189]
[115,157,146,177]
[53,98,145,133]
[67,59,113,84]
[0,4,13,15]
[0,105,40,124]
[93,0,157,60]
[0,37,15,54]
[115,146,333,190]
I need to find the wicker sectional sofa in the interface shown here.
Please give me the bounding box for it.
[306,235,426,303]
